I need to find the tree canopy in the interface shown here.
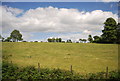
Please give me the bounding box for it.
[101,17,117,43]
[79,39,87,43]
[47,38,62,42]
[10,30,23,42]
[117,23,120,43]
[66,39,72,43]
[0,35,4,42]
[88,35,93,43]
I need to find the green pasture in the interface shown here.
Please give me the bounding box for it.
[2,42,118,74]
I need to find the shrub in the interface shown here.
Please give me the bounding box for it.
[2,61,120,80]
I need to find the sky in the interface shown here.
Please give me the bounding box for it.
[0,0,119,2]
[1,2,119,42]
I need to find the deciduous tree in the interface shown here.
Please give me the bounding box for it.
[117,23,120,43]
[88,35,93,43]
[101,17,117,43]
[10,30,23,42]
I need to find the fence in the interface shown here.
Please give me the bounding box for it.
[9,61,110,79]
[37,62,109,78]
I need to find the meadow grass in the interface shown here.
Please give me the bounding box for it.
[2,42,118,74]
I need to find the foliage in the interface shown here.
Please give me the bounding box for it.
[58,38,62,42]
[2,61,82,80]
[10,30,23,42]
[48,38,62,42]
[91,17,119,44]
[0,34,4,42]
[1,17,119,44]
[79,39,87,43]
[2,42,118,74]
[93,36,101,43]
[66,39,72,43]
[82,39,87,43]
[0,35,1,39]
[117,23,120,44]
[34,41,38,42]
[2,61,120,80]
[88,35,93,43]
[79,39,82,43]
[4,37,12,42]
[101,17,117,43]
[22,41,27,42]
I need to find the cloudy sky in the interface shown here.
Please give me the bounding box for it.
[1,2,118,42]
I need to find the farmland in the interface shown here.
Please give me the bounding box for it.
[2,42,118,74]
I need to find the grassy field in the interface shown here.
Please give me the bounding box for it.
[2,42,118,74]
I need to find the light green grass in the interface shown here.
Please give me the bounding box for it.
[2,42,118,74]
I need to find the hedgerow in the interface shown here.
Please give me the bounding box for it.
[2,61,120,81]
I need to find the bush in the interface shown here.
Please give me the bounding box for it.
[2,61,120,80]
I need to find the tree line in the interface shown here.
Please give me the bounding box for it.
[0,30,23,42]
[47,38,73,43]
[88,17,120,44]
[47,38,62,42]
[0,17,120,44]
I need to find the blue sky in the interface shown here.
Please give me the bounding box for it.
[0,0,119,2]
[2,2,118,13]
[1,2,118,42]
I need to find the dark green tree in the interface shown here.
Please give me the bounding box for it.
[79,39,82,43]
[52,38,55,42]
[48,38,52,42]
[0,35,4,42]
[67,39,72,43]
[58,38,62,42]
[56,38,59,42]
[0,35,2,42]
[101,17,117,43]
[48,38,62,43]
[88,35,93,43]
[4,37,11,42]
[93,36,100,43]
[117,23,120,44]
[10,30,23,42]
[82,39,87,43]
[0,35,1,39]
[79,39,87,43]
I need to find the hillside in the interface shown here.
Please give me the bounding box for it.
[2,42,118,74]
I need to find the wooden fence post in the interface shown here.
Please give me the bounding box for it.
[70,65,73,74]
[106,66,108,79]
[38,63,40,73]
[10,61,12,64]
[17,79,21,81]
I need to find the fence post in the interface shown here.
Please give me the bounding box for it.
[38,63,40,73]
[17,79,21,81]
[10,61,12,64]
[70,65,73,74]
[106,66,108,79]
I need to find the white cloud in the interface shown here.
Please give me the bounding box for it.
[118,18,120,23]
[0,6,2,34]
[1,6,118,41]
[21,32,34,41]
[3,6,23,16]
[102,0,118,2]
[54,31,102,42]
[1,6,23,34]
[83,30,92,34]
